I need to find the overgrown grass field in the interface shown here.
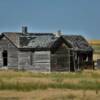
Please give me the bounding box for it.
[0,70,100,100]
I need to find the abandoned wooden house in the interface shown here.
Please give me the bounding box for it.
[0,27,94,72]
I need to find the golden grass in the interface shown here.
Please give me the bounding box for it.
[0,89,100,100]
[88,40,100,45]
[0,70,100,81]
[0,70,100,99]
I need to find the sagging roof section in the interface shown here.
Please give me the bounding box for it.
[62,35,93,51]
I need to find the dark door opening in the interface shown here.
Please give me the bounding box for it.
[2,50,8,66]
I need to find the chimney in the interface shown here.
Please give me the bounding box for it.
[22,26,28,34]
[54,30,62,37]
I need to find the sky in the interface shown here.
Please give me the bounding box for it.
[0,0,100,39]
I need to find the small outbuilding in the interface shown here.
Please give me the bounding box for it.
[0,27,94,72]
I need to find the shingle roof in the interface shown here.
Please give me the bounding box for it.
[1,32,93,51]
[62,35,93,51]
[2,32,57,48]
[28,36,56,48]
[20,33,56,48]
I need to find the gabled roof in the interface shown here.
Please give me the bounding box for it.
[62,35,93,51]
[0,32,93,51]
[1,32,57,49]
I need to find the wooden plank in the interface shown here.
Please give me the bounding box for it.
[8,50,18,67]
[18,51,32,70]
[33,62,50,72]
[34,51,50,63]
[0,51,3,67]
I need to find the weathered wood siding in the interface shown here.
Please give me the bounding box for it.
[18,51,50,71]
[51,43,70,71]
[0,51,3,66]
[33,51,50,72]
[8,42,18,68]
[0,36,18,68]
[18,51,33,70]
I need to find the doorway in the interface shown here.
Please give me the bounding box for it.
[2,50,8,66]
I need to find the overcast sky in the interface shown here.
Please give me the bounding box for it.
[0,0,100,39]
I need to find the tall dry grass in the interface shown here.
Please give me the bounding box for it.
[0,70,100,99]
[0,89,100,100]
[0,70,100,91]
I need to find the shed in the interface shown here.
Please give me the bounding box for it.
[0,27,94,72]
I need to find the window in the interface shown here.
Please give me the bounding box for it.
[2,50,8,66]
